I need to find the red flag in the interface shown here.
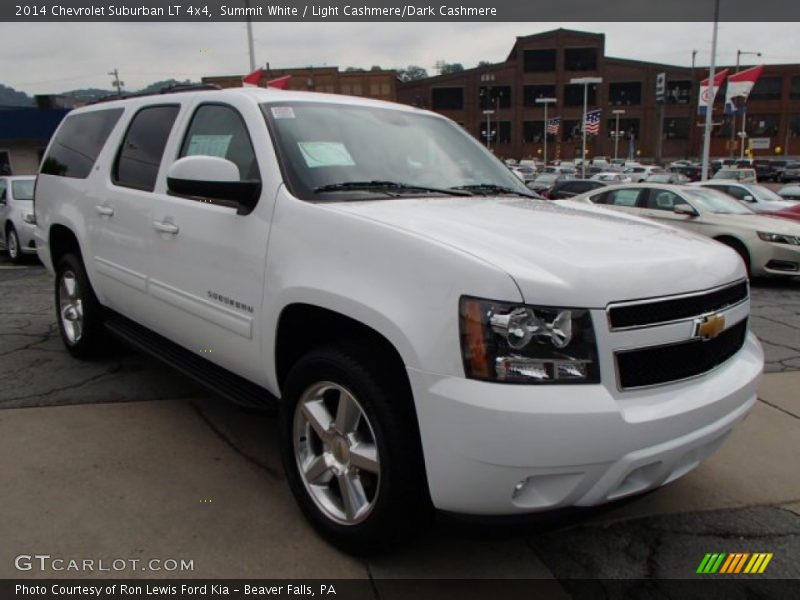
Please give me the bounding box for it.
[267,75,291,89]
[242,68,264,87]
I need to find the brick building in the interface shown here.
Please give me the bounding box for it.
[396,29,800,161]
[203,66,398,103]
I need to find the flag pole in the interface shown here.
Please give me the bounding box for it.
[701,0,720,181]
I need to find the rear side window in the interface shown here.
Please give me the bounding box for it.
[113,105,180,192]
[41,109,123,179]
[596,188,642,207]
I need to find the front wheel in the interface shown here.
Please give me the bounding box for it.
[279,345,430,554]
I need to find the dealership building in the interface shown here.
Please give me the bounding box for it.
[395,29,800,161]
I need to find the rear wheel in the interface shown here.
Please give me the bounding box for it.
[280,344,430,554]
[55,253,106,358]
[6,225,22,264]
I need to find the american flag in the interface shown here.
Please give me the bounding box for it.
[583,108,602,135]
[546,117,561,135]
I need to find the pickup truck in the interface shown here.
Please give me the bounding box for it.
[33,87,763,552]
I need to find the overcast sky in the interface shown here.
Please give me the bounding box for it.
[2,21,798,95]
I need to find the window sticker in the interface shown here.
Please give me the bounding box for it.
[298,142,356,168]
[271,106,295,119]
[185,134,232,158]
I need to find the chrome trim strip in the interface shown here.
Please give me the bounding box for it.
[606,278,749,332]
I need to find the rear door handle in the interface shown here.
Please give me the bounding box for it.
[95,205,114,217]
[153,220,179,235]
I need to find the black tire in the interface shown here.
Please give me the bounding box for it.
[279,343,431,554]
[54,253,106,359]
[6,225,23,264]
[718,238,751,278]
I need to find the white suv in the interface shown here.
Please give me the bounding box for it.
[34,87,763,552]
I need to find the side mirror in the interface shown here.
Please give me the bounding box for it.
[166,155,261,216]
[674,203,698,217]
[742,195,755,202]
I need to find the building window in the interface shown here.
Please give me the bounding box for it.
[664,117,689,140]
[746,114,779,136]
[523,49,556,72]
[523,85,557,107]
[479,86,511,110]
[713,115,734,138]
[480,121,511,145]
[605,118,640,140]
[749,77,782,101]
[562,120,582,142]
[790,115,800,137]
[791,77,800,100]
[564,83,597,106]
[369,83,380,96]
[432,87,464,110]
[523,121,543,143]
[608,82,642,106]
[380,82,391,95]
[564,47,598,72]
[351,83,362,96]
[341,84,351,95]
[0,150,11,175]
[665,80,693,104]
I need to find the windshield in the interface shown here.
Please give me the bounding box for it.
[262,102,530,201]
[746,184,786,203]
[11,179,34,200]
[683,188,755,214]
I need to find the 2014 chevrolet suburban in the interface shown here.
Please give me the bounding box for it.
[33,87,764,552]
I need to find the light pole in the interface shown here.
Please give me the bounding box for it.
[570,77,602,178]
[536,97,557,166]
[732,49,762,159]
[612,109,626,161]
[244,0,256,72]
[701,0,720,181]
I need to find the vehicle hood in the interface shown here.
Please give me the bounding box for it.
[710,212,800,234]
[754,199,798,212]
[326,197,744,308]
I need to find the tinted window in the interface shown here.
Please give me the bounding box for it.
[0,151,10,175]
[179,104,260,181]
[609,82,642,106]
[565,48,598,71]
[0,179,6,200]
[523,49,556,72]
[564,83,597,106]
[479,86,511,110]
[598,188,642,207]
[114,105,179,191]
[431,87,464,110]
[523,85,557,107]
[644,189,683,211]
[40,109,123,179]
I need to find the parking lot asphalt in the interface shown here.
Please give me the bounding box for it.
[1,258,799,585]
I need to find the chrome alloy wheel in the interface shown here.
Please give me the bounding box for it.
[293,382,381,525]
[58,270,83,344]
[7,229,19,260]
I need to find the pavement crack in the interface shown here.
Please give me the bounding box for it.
[188,400,284,481]
[0,367,122,403]
[758,396,800,421]
[364,562,381,600]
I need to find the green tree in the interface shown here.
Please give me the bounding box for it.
[439,63,465,75]
[397,65,429,82]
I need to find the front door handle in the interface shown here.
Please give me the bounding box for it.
[153,220,179,235]
[95,205,114,217]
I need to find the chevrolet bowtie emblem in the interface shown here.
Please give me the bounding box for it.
[695,314,726,340]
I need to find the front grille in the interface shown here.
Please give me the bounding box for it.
[616,319,748,389]
[608,281,748,330]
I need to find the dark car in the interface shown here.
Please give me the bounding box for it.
[526,173,571,194]
[770,159,790,182]
[752,159,776,182]
[672,165,703,181]
[781,162,800,183]
[545,179,608,199]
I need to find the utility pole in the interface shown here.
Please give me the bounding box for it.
[612,109,625,160]
[690,50,698,160]
[108,69,124,96]
[701,0,720,181]
[571,76,602,178]
[536,97,557,165]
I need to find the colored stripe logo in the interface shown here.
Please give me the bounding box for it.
[696,553,773,574]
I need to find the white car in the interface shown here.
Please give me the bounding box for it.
[34,88,762,551]
[693,181,798,213]
[573,183,800,277]
[590,172,631,183]
[712,168,757,183]
[623,165,664,182]
[1,176,38,263]
[776,184,800,202]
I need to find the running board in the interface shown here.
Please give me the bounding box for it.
[104,311,278,410]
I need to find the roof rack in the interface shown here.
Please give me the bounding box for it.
[89,83,221,105]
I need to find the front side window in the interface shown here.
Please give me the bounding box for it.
[596,188,642,207]
[263,102,529,201]
[41,109,123,179]
[11,179,34,200]
[643,189,683,211]
[114,105,180,191]
[179,104,260,181]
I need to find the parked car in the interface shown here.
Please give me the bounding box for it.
[623,165,664,182]
[769,159,790,182]
[574,183,800,277]
[780,162,800,183]
[645,172,690,185]
[546,179,608,199]
[0,175,38,263]
[752,159,776,182]
[777,184,800,201]
[672,165,703,182]
[764,204,800,223]
[511,165,537,183]
[693,181,798,213]
[526,172,571,193]
[34,87,763,552]
[590,172,631,184]
[544,165,577,175]
[711,168,757,183]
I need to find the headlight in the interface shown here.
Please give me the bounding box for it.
[459,297,600,384]
[757,231,800,245]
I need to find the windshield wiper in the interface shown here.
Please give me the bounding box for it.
[314,180,471,197]
[449,183,539,198]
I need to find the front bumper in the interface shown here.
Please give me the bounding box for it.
[409,332,763,515]
[18,222,38,254]
[755,242,800,277]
